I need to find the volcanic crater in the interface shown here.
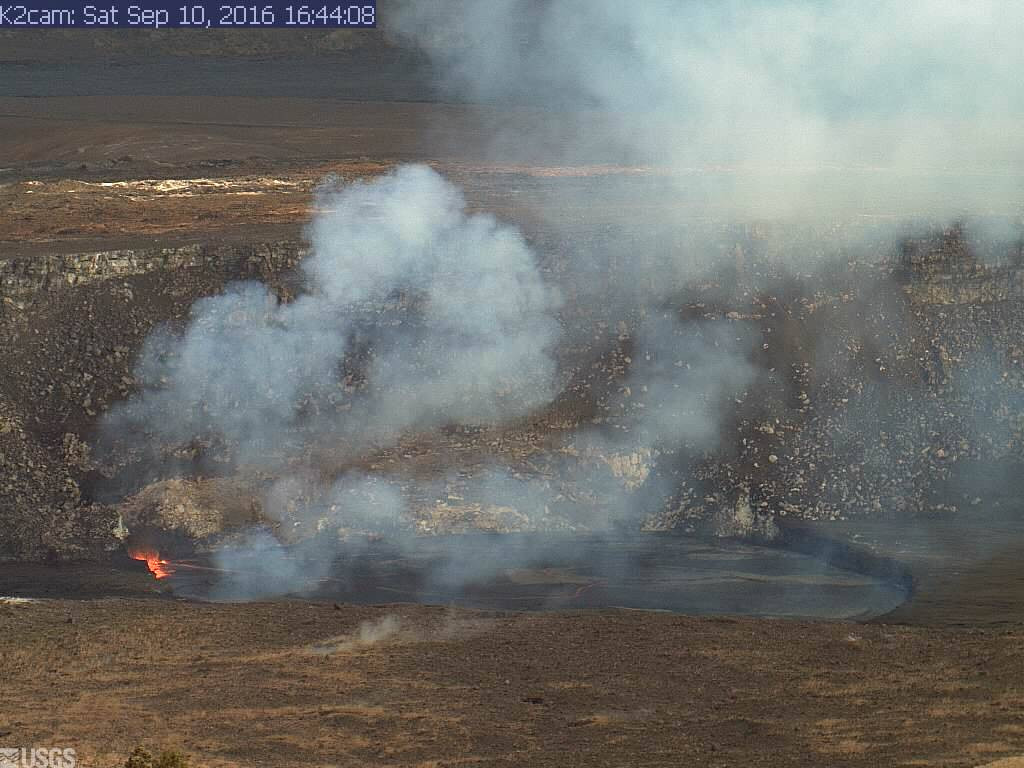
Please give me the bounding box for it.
[3,27,1024,768]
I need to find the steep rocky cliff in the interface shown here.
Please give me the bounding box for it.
[0,240,305,559]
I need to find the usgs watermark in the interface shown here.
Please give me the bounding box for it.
[0,748,76,768]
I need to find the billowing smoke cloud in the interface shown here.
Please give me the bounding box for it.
[196,312,754,598]
[103,164,563,464]
[392,0,1024,218]
[101,165,573,599]
[104,2,1024,609]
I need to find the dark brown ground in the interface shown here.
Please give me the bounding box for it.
[4,40,1024,768]
[1,592,1023,768]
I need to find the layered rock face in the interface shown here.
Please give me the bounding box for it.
[1,242,307,313]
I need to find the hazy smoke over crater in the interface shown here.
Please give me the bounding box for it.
[96,2,1024,605]
[104,165,563,463]
[393,0,1024,217]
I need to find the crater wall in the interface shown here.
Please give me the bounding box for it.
[3,229,1024,561]
[0,240,305,560]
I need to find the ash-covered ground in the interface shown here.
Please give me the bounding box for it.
[3,9,1024,767]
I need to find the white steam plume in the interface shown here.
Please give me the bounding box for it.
[103,164,563,464]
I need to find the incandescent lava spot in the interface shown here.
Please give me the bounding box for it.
[129,548,175,580]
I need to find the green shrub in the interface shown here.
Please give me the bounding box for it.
[154,750,190,768]
[124,747,153,768]
[124,746,190,768]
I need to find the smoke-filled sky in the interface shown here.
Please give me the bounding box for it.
[392,0,1024,217]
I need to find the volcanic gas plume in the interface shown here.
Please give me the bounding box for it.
[101,162,753,598]
[102,0,1024,600]
[104,165,564,464]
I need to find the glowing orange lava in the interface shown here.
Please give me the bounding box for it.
[130,549,175,579]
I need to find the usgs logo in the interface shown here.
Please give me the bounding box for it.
[0,748,76,768]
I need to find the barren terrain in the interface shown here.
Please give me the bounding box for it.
[2,595,1024,768]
